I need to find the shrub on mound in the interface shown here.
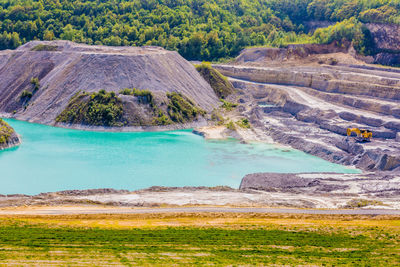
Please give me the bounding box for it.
[0,119,15,144]
[167,92,205,123]
[196,62,235,99]
[57,89,205,127]
[56,90,124,127]
[31,44,58,51]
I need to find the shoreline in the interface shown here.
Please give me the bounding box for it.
[1,115,209,133]
[1,174,399,210]
[2,117,398,212]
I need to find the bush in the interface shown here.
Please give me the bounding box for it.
[221,99,237,111]
[57,90,124,127]
[31,44,58,51]
[236,118,251,129]
[166,92,205,123]
[196,63,235,99]
[0,119,15,144]
[152,109,172,126]
[20,90,33,100]
[119,88,153,104]
[211,110,225,126]
[30,77,40,91]
[226,121,236,130]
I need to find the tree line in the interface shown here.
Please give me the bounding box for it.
[0,0,399,60]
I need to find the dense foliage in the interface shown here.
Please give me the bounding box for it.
[57,89,206,126]
[56,90,124,126]
[0,118,14,144]
[196,62,235,98]
[1,0,398,59]
[167,92,205,123]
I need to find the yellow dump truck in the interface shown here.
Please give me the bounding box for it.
[347,128,372,142]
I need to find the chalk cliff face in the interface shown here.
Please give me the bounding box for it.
[0,41,219,126]
[216,64,400,100]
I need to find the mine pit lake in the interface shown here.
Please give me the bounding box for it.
[0,119,359,195]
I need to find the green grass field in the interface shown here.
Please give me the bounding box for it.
[0,214,399,266]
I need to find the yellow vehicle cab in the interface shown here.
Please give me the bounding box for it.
[347,128,372,142]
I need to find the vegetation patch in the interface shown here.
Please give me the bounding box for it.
[30,77,40,92]
[167,92,205,123]
[211,110,225,126]
[221,99,237,111]
[0,119,15,144]
[226,121,236,131]
[56,90,124,127]
[19,90,33,100]
[1,0,397,59]
[119,88,153,104]
[313,18,375,56]
[120,88,172,126]
[19,77,40,104]
[196,62,235,99]
[236,118,251,129]
[0,216,398,266]
[31,44,58,51]
[344,199,385,208]
[57,89,205,127]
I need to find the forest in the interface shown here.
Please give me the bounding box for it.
[0,0,399,60]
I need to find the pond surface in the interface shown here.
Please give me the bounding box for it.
[0,119,359,195]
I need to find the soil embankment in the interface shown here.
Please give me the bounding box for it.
[0,41,219,128]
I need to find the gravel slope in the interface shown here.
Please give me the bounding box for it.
[0,41,219,125]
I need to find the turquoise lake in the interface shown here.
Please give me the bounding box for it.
[0,119,359,195]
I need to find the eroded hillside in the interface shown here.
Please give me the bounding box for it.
[0,41,219,128]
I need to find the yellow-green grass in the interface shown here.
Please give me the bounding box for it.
[0,213,399,266]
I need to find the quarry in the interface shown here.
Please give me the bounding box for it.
[0,40,399,211]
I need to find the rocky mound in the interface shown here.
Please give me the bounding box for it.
[240,172,400,197]
[0,41,219,127]
[0,119,20,150]
[56,89,205,127]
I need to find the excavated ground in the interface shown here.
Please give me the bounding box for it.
[1,44,399,209]
[196,51,400,205]
[214,63,400,172]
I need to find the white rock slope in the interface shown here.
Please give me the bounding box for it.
[0,41,219,125]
